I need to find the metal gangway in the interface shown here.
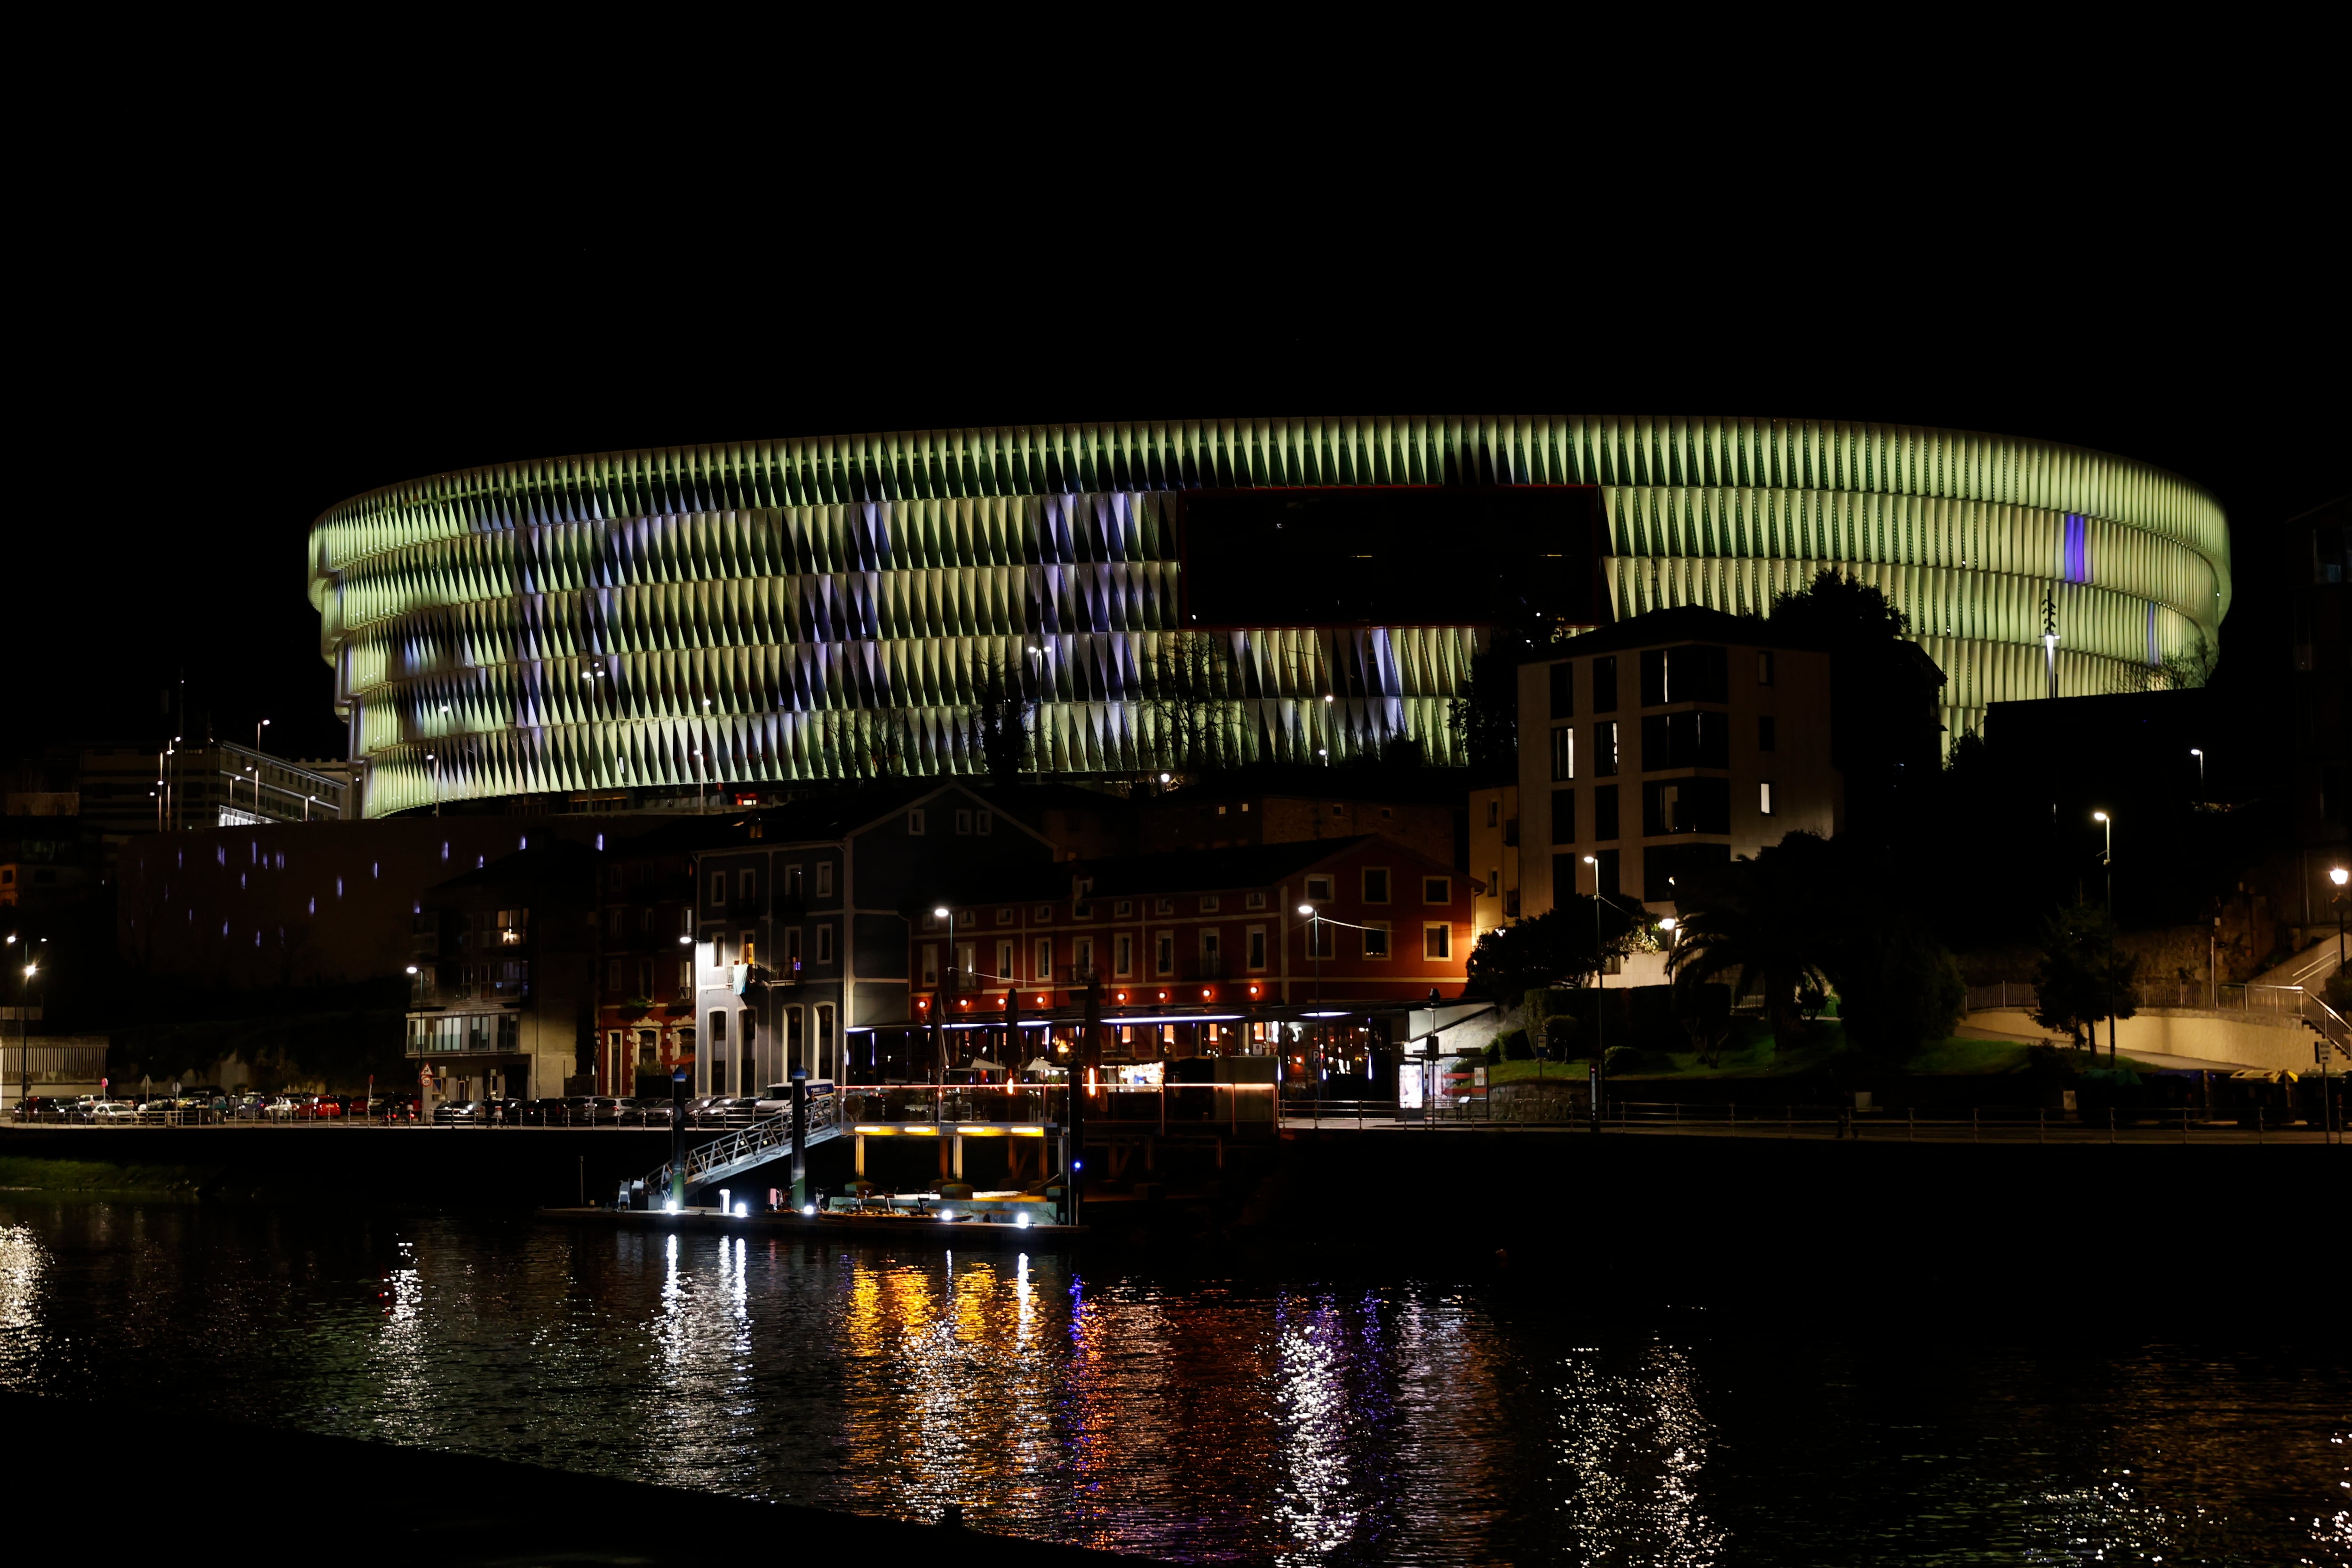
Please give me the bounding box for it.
[640,1087,842,1201]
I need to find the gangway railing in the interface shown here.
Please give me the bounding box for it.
[644,1089,840,1198]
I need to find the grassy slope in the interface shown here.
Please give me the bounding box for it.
[1477,1028,2168,1084]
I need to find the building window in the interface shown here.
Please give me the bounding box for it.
[814,862,833,898]
[1114,900,1133,916]
[995,907,1013,924]
[1245,890,1266,910]
[784,927,803,971]
[1760,780,1776,816]
[1362,867,1391,904]
[1550,725,1574,782]
[1594,720,1618,777]
[708,873,725,907]
[1548,661,1574,719]
[1115,933,1134,978]
[922,945,939,986]
[1074,937,1094,979]
[1305,875,1334,902]
[739,937,756,967]
[677,958,693,995]
[1423,876,1450,904]
[1154,931,1175,975]
[1594,785,1621,842]
[955,809,973,834]
[1200,894,1221,914]
[977,811,992,836]
[1550,789,1575,844]
[1032,904,1051,921]
[1247,926,1267,971]
[907,808,926,836]
[815,923,834,963]
[1305,919,1335,959]
[1592,655,1618,714]
[1757,650,1776,686]
[1758,715,1777,752]
[785,863,803,899]
[1034,938,1054,983]
[1362,923,1391,960]
[738,868,757,904]
[1200,928,1222,973]
[1424,923,1452,961]
[957,942,975,981]
[1155,897,1174,915]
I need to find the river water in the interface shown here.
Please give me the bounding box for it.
[0,1197,2342,1565]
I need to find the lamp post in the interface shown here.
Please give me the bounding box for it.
[2331,866,2348,973]
[933,905,956,1130]
[2190,748,2204,791]
[254,718,270,753]
[2093,811,2117,1061]
[1297,903,1323,1088]
[11,936,48,1117]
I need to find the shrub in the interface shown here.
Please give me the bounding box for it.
[1495,1027,1533,1061]
[1604,1045,1666,1074]
[1542,1013,1581,1058]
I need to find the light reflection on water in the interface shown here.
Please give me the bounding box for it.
[0,1201,2344,1567]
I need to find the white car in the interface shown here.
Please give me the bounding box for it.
[89,1101,140,1123]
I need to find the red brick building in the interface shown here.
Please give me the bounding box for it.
[901,835,1470,1080]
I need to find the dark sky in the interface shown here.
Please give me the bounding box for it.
[10,114,2339,769]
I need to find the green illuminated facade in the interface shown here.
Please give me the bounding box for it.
[309,417,2229,818]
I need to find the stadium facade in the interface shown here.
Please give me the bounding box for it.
[308,417,2230,819]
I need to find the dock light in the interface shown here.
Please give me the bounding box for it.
[1016,1212,1031,1228]
[802,1203,816,1216]
[1158,773,1170,784]
[735,1203,748,1218]
[664,1201,680,1214]
[1657,917,1677,932]
[719,1188,730,1213]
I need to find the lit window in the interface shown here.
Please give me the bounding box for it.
[1760,780,1776,816]
[1423,923,1452,960]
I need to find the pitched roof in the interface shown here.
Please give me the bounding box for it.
[939,833,1446,905]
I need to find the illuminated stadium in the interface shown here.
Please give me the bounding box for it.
[307,417,2230,818]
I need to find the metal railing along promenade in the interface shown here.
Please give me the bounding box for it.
[1283,1099,2344,1144]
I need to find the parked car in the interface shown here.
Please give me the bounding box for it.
[434,1099,486,1125]
[564,1096,622,1126]
[362,1093,418,1122]
[11,1095,72,1123]
[89,1100,140,1123]
[170,1095,218,1124]
[619,1097,674,1127]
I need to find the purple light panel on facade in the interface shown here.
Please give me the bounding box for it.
[2062,515,2091,584]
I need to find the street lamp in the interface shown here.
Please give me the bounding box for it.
[932,905,956,1124]
[11,936,48,1114]
[254,718,270,752]
[2092,811,2117,1060]
[2331,866,2348,972]
[2189,748,2204,790]
[2092,811,2113,912]
[1298,902,1325,1083]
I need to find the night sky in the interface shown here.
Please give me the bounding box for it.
[8,218,2338,771]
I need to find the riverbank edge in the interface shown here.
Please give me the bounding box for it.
[0,1390,1157,1565]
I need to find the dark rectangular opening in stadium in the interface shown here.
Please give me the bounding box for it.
[1178,486,1606,629]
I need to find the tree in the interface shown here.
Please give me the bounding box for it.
[1463,900,1644,1001]
[1446,621,1537,779]
[1144,632,1241,774]
[1666,833,1841,1048]
[1757,569,1945,844]
[966,653,1033,785]
[2032,902,2138,1055]
[1834,917,1967,1059]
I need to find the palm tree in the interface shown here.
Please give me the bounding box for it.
[1665,836,1840,1049]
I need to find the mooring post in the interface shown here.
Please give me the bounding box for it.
[790,1069,808,1210]
[669,1066,687,1209]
